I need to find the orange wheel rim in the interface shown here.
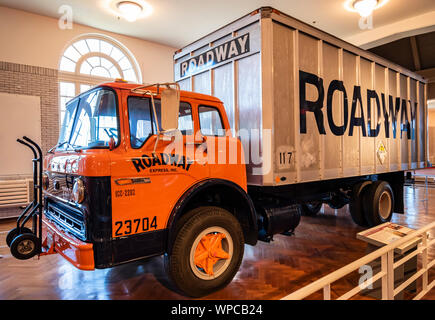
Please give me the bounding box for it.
[193,232,230,276]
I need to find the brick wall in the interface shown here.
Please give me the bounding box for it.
[0,61,59,155]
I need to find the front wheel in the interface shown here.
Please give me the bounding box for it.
[166,206,244,297]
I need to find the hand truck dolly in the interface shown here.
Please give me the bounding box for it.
[6,136,43,260]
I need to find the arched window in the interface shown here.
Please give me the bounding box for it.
[58,34,142,123]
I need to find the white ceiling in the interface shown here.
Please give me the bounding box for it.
[0,0,434,48]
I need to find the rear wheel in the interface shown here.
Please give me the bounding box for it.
[349,181,372,227]
[301,201,322,216]
[363,181,394,227]
[166,206,244,297]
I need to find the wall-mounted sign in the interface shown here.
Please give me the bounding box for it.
[180,33,250,78]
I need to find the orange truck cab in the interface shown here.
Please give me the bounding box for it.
[14,81,295,297]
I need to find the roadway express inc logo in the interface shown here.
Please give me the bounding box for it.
[132,153,193,173]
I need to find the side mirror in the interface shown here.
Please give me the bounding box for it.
[160,87,180,132]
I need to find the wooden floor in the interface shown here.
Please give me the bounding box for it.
[0,184,434,300]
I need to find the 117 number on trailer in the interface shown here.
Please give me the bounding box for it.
[279,152,293,165]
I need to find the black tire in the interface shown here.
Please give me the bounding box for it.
[10,233,41,260]
[6,227,33,247]
[363,181,394,227]
[166,206,244,297]
[301,201,322,216]
[349,181,372,227]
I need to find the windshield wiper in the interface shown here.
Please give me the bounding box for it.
[47,141,68,153]
[65,142,82,152]
[47,141,82,153]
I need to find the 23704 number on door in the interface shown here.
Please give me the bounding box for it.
[114,217,157,237]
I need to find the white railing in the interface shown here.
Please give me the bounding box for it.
[281,221,435,300]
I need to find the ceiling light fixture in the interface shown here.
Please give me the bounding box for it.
[344,0,389,17]
[105,0,153,22]
[117,1,143,22]
[353,0,377,17]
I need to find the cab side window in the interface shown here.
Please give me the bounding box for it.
[198,105,224,136]
[178,103,194,135]
[128,97,193,148]
[152,102,193,135]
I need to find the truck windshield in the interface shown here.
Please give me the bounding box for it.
[58,88,118,150]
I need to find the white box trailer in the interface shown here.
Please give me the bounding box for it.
[174,7,428,227]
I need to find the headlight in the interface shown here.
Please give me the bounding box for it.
[42,173,49,190]
[72,178,85,203]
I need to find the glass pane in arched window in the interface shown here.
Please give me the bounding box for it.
[123,69,137,82]
[80,84,91,93]
[118,56,133,71]
[86,39,100,52]
[91,66,111,78]
[60,82,75,97]
[110,46,124,62]
[73,40,90,55]
[59,81,76,123]
[100,57,114,70]
[80,61,92,74]
[100,41,113,55]
[63,46,81,62]
[109,67,121,79]
[60,57,76,72]
[87,56,100,67]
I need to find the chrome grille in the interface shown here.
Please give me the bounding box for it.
[45,201,86,241]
